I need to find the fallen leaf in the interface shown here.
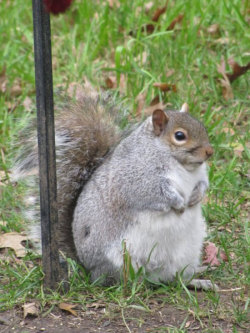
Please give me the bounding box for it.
[135,51,148,65]
[144,23,155,34]
[217,226,232,233]
[167,14,184,30]
[108,0,120,8]
[0,232,27,257]
[203,241,228,266]
[0,221,7,227]
[23,96,33,112]
[10,83,22,97]
[135,92,147,118]
[23,303,39,318]
[214,37,230,45]
[145,2,154,13]
[217,57,250,100]
[5,101,18,112]
[217,58,234,100]
[148,299,159,306]
[227,58,250,83]
[59,303,77,316]
[118,73,126,93]
[85,310,96,315]
[166,69,175,78]
[150,95,160,106]
[185,321,192,328]
[153,82,177,92]
[207,23,220,35]
[105,77,116,89]
[86,302,106,309]
[152,6,167,22]
[144,5,167,34]
[143,101,166,118]
[221,80,233,100]
[0,67,7,93]
[221,127,235,135]
[232,143,245,157]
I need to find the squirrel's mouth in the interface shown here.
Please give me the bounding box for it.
[183,161,204,172]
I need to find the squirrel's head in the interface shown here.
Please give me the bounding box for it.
[152,103,213,169]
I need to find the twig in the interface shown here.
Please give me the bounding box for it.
[121,308,132,333]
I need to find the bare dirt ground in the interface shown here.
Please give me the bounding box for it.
[1,293,248,333]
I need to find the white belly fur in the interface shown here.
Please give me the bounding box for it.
[106,163,208,282]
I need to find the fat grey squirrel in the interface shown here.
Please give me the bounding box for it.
[13,91,214,287]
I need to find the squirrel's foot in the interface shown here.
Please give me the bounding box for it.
[188,279,219,291]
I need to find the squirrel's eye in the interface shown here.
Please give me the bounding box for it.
[174,131,186,141]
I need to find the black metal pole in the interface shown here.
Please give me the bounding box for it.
[32,0,60,288]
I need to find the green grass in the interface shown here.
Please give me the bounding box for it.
[0,0,249,331]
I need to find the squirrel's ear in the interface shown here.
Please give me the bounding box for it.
[152,109,169,136]
[180,103,189,113]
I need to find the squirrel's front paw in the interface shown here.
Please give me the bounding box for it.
[188,189,203,207]
[188,181,207,207]
[171,193,185,214]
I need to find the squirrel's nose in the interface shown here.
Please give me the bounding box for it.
[205,146,213,158]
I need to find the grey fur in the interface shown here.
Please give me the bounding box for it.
[72,113,211,283]
[13,93,213,285]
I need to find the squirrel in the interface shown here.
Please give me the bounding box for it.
[12,90,214,287]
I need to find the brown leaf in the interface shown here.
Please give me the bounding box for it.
[23,96,33,112]
[203,241,228,266]
[0,232,27,257]
[145,2,154,14]
[221,80,234,100]
[153,82,177,92]
[218,226,232,233]
[166,69,175,78]
[0,170,8,187]
[227,58,250,83]
[167,14,184,31]
[221,127,235,135]
[207,23,220,35]
[136,51,148,65]
[152,6,167,22]
[86,302,106,309]
[144,4,168,34]
[105,77,116,89]
[10,83,22,97]
[150,95,160,106]
[5,101,18,112]
[23,303,39,318]
[108,0,120,8]
[0,67,7,93]
[217,58,234,100]
[135,92,147,118]
[59,303,77,317]
[185,321,192,328]
[214,37,230,45]
[145,23,155,34]
[143,101,166,118]
[0,221,7,227]
[232,143,245,157]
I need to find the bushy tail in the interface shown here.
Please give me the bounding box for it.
[12,91,122,258]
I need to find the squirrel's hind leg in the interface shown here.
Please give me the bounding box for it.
[187,279,219,291]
